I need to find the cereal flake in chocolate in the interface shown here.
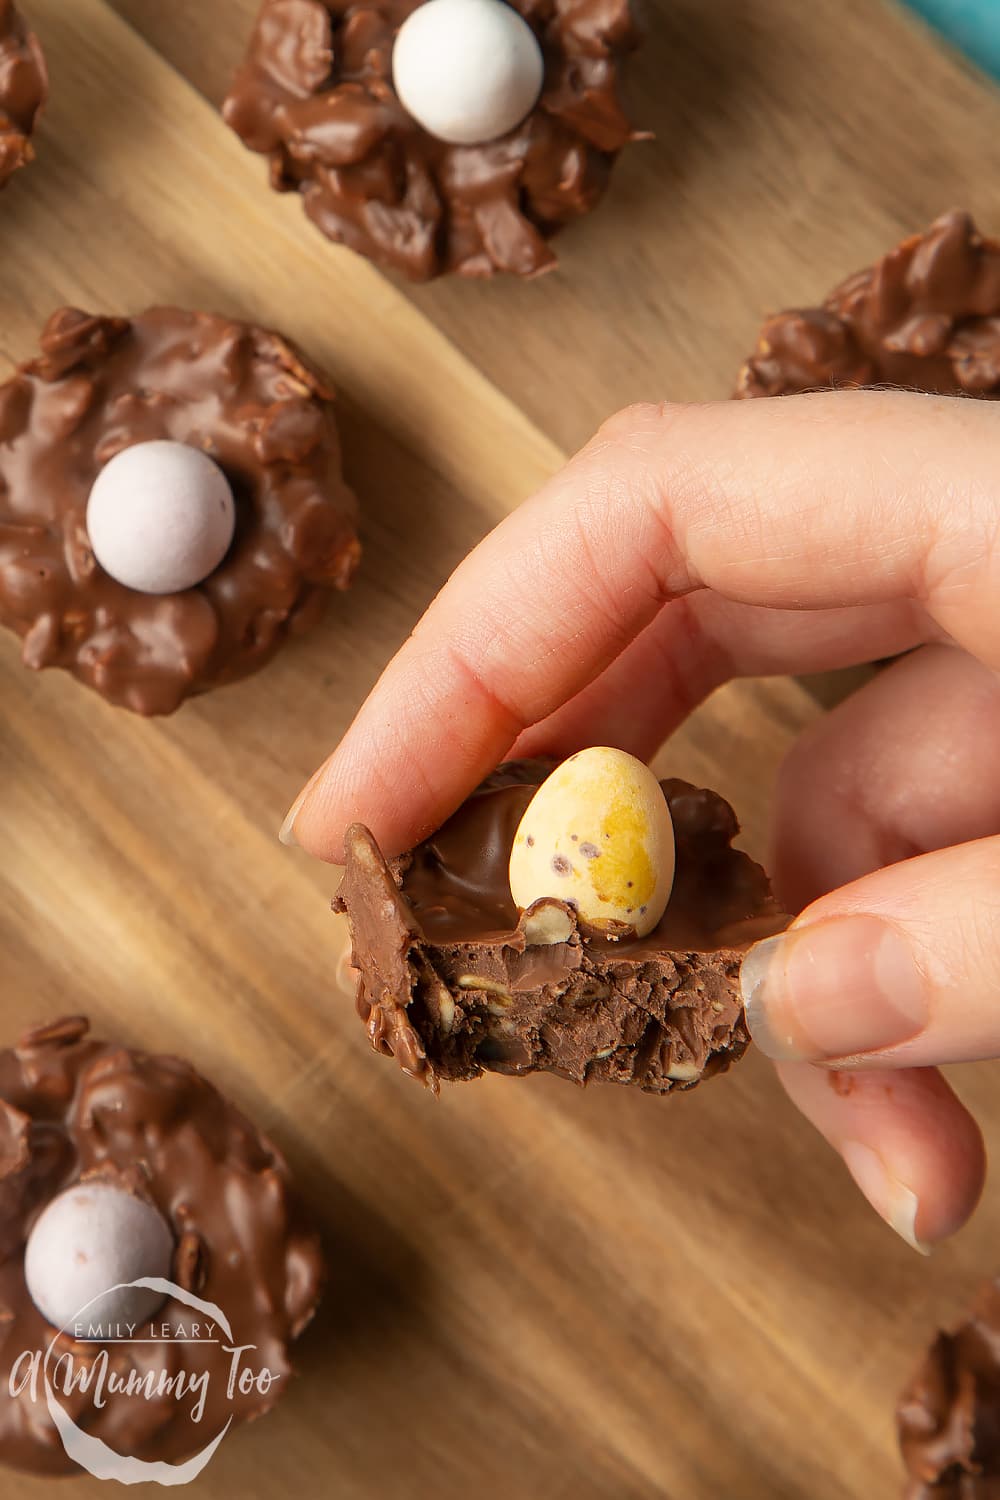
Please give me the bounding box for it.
[0,307,361,714]
[334,759,786,1094]
[0,0,46,188]
[223,0,642,281]
[0,1016,323,1476]
[736,210,1000,400]
[898,1278,1000,1499]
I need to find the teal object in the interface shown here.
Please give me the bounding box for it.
[904,0,1000,82]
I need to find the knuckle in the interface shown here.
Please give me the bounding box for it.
[594,401,682,453]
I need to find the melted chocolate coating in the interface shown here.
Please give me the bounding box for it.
[736,211,1000,400]
[898,1279,1000,1498]
[0,0,46,188]
[334,760,786,1093]
[0,1017,323,1476]
[0,307,361,714]
[223,0,641,281]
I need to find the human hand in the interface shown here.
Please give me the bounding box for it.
[283,388,1000,1253]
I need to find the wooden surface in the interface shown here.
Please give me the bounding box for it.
[2,2,1000,1495]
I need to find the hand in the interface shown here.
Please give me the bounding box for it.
[283,388,1000,1253]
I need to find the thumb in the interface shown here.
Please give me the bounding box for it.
[740,836,1000,1069]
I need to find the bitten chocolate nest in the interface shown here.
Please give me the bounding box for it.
[0,307,361,714]
[334,760,786,1095]
[736,210,1000,400]
[223,0,642,281]
[0,0,46,187]
[0,1017,323,1476]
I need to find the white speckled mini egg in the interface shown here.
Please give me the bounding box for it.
[86,439,236,596]
[392,0,545,147]
[509,748,675,939]
[24,1181,174,1332]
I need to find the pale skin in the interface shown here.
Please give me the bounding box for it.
[283,387,1000,1254]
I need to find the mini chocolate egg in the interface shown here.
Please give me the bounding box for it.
[509,748,675,938]
[86,439,236,595]
[392,0,544,147]
[25,1181,174,1331]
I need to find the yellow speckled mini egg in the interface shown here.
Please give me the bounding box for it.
[509,748,675,938]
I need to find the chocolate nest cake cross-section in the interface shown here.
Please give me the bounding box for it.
[335,760,786,1094]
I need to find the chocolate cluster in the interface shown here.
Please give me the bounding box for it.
[0,0,46,187]
[0,1017,323,1475]
[223,0,641,280]
[0,307,361,714]
[335,760,785,1094]
[736,210,1000,400]
[899,1278,1000,1498]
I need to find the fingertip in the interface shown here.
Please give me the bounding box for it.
[279,759,346,862]
[777,1061,986,1253]
[838,1139,931,1255]
[902,1070,987,1244]
[284,744,456,864]
[278,787,309,848]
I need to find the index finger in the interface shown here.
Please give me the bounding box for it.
[289,389,1000,859]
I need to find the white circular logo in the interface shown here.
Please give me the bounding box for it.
[38,1279,236,1485]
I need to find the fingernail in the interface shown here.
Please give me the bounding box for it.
[278,763,328,847]
[840,1141,931,1255]
[740,915,928,1064]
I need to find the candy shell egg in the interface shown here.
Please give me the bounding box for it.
[392,0,545,147]
[24,1181,174,1332]
[86,439,236,595]
[509,748,675,939]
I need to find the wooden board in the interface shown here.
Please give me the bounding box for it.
[1,2,999,1496]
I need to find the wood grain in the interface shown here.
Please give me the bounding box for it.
[105,0,1000,449]
[1,2,999,1496]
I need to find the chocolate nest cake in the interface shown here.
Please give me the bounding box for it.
[0,307,360,714]
[223,0,642,280]
[335,760,785,1094]
[736,210,1000,400]
[0,1017,323,1476]
[0,0,46,189]
[898,1278,1000,1499]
